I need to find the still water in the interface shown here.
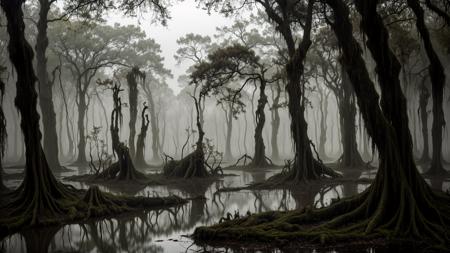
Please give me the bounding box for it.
[1,165,448,253]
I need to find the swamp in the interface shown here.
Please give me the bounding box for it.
[0,0,449,252]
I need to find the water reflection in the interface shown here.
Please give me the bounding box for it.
[1,166,449,252]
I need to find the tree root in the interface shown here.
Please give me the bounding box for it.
[0,183,187,234]
[163,148,209,178]
[193,175,450,250]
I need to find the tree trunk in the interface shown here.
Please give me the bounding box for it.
[163,96,208,178]
[318,89,330,160]
[58,74,74,160]
[338,64,364,168]
[126,68,140,158]
[251,79,269,167]
[275,0,338,181]
[418,77,431,163]
[224,104,233,161]
[146,87,160,162]
[97,84,145,181]
[406,0,447,175]
[75,92,87,164]
[135,103,149,168]
[0,0,79,225]
[197,0,450,244]
[36,0,60,170]
[270,82,281,161]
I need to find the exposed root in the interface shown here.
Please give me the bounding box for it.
[163,148,209,178]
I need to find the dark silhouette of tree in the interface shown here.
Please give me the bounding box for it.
[311,27,364,168]
[191,44,275,168]
[135,103,150,168]
[406,0,448,175]
[95,80,146,181]
[126,67,145,158]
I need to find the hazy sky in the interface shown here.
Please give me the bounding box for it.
[107,0,234,94]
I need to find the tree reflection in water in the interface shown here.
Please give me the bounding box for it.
[2,169,430,252]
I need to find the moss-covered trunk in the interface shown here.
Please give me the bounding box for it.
[126,68,139,158]
[0,0,79,225]
[251,79,269,167]
[97,83,145,181]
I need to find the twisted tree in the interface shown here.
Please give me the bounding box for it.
[96,81,147,181]
[126,67,145,158]
[191,44,274,168]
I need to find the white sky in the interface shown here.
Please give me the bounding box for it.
[107,0,234,94]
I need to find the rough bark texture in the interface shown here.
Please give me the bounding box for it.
[0,0,80,225]
[406,0,447,175]
[135,103,150,168]
[36,0,60,170]
[250,79,269,167]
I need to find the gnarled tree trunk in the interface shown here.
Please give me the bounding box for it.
[0,0,79,225]
[135,103,149,168]
[250,79,269,167]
